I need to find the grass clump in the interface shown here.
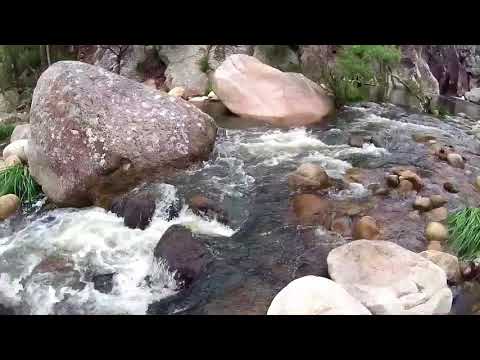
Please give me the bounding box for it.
[447,208,480,260]
[0,164,41,204]
[0,124,15,141]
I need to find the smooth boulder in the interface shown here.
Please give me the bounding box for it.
[110,194,156,230]
[327,240,453,315]
[212,54,334,126]
[0,194,21,220]
[420,250,461,283]
[27,61,217,207]
[3,140,28,163]
[288,163,330,190]
[10,124,31,142]
[267,275,371,315]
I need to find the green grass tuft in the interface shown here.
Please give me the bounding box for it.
[198,55,211,74]
[0,124,15,141]
[447,208,480,260]
[0,164,41,204]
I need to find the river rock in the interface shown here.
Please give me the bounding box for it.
[426,207,448,222]
[428,241,443,251]
[292,194,332,227]
[288,163,330,190]
[353,216,379,240]
[430,194,447,208]
[331,216,352,237]
[167,87,185,98]
[4,155,21,168]
[0,194,20,220]
[10,124,31,142]
[465,88,480,104]
[420,250,461,283]
[188,194,228,224]
[153,225,210,288]
[446,153,465,169]
[27,61,217,207]
[110,194,156,230]
[3,140,28,163]
[327,240,453,315]
[413,196,432,211]
[395,169,423,190]
[267,275,371,315]
[212,54,334,126]
[425,222,448,242]
[444,182,459,193]
[386,174,400,188]
[92,273,115,294]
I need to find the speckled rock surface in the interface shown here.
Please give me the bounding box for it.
[27,61,217,207]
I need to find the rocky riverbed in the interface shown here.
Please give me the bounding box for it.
[2,92,480,314]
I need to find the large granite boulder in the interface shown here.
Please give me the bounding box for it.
[327,240,453,315]
[27,61,217,207]
[267,275,371,315]
[212,54,334,126]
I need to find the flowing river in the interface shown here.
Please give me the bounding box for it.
[1,92,480,315]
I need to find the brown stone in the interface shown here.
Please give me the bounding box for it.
[427,241,443,251]
[413,196,432,211]
[444,182,459,193]
[386,174,400,188]
[292,194,332,227]
[353,216,379,240]
[288,163,330,190]
[430,195,448,209]
[447,153,465,169]
[331,216,352,237]
[426,222,449,242]
[426,207,448,222]
[395,170,423,190]
[398,179,414,193]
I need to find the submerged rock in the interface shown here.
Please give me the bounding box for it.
[444,182,459,193]
[212,54,334,126]
[446,153,465,169]
[426,207,448,222]
[430,195,447,208]
[153,225,211,289]
[292,194,332,227]
[413,196,432,211]
[267,275,371,315]
[353,216,379,240]
[92,273,115,294]
[288,163,330,191]
[327,240,453,315]
[188,195,228,224]
[27,61,217,207]
[110,194,156,230]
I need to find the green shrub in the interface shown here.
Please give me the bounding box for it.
[198,54,211,74]
[0,164,41,204]
[0,124,15,140]
[318,45,402,107]
[447,208,480,260]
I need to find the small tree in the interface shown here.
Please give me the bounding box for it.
[319,45,402,107]
[100,45,131,74]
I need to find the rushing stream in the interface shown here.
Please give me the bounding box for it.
[2,91,480,315]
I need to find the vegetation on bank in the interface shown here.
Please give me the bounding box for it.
[318,45,402,107]
[447,208,480,260]
[0,124,15,141]
[0,164,41,204]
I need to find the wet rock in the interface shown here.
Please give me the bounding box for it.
[430,194,447,208]
[386,174,400,188]
[420,250,461,284]
[444,182,459,193]
[153,225,210,288]
[331,216,352,237]
[348,135,365,148]
[3,140,28,163]
[292,194,332,227]
[373,187,389,196]
[446,153,465,169]
[167,87,185,98]
[426,207,448,222]
[428,241,443,251]
[288,163,330,190]
[212,54,334,126]
[10,124,31,142]
[413,196,432,211]
[353,216,379,240]
[0,194,20,220]
[110,194,156,230]
[188,195,228,224]
[435,146,452,161]
[267,275,371,315]
[327,240,452,315]
[27,61,217,207]
[93,273,115,294]
[394,169,423,191]
[426,222,448,242]
[465,88,480,104]
[398,179,414,193]
[30,255,86,291]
